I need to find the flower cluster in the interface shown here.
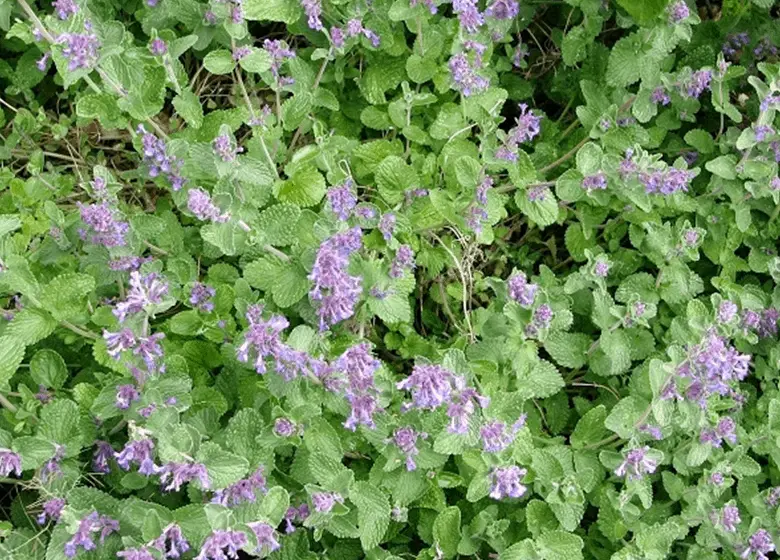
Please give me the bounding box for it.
[137,125,185,190]
[309,228,363,331]
[77,201,129,247]
[507,271,538,307]
[496,104,542,161]
[64,511,120,558]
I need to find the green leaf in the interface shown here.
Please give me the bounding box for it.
[172,90,204,129]
[432,507,461,559]
[375,156,419,204]
[570,405,610,449]
[196,441,250,489]
[604,396,646,439]
[276,165,326,207]
[201,222,239,256]
[5,308,57,345]
[349,481,390,551]
[203,50,237,75]
[406,54,438,84]
[0,335,25,389]
[170,310,204,335]
[544,332,591,369]
[38,399,80,445]
[75,93,129,129]
[684,129,715,154]
[30,349,67,389]
[12,436,55,470]
[281,92,313,131]
[606,35,644,87]
[239,49,272,73]
[517,188,559,228]
[614,0,668,25]
[536,530,584,560]
[39,273,96,321]
[0,215,21,238]
[705,155,738,180]
[260,486,290,526]
[244,0,302,23]
[255,203,301,246]
[271,262,310,308]
[368,290,411,324]
[515,359,565,399]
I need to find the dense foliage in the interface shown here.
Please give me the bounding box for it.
[1,0,780,558]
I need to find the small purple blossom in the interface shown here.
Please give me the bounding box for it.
[667,0,689,23]
[36,52,51,71]
[715,504,741,532]
[212,134,243,163]
[190,282,216,312]
[390,245,415,278]
[614,447,658,480]
[760,95,780,113]
[452,0,484,33]
[273,418,297,437]
[397,364,453,410]
[248,522,280,555]
[449,53,489,97]
[92,441,113,474]
[485,0,518,20]
[211,467,266,507]
[137,125,185,190]
[755,125,775,142]
[77,202,129,247]
[195,530,247,560]
[64,512,119,558]
[187,188,230,223]
[300,0,323,30]
[59,30,100,71]
[312,491,343,513]
[489,465,527,499]
[263,39,296,85]
[758,308,779,338]
[480,416,526,452]
[108,256,151,271]
[326,179,357,221]
[232,45,251,61]
[639,167,695,195]
[379,213,396,240]
[344,19,380,47]
[710,472,725,485]
[282,504,309,533]
[157,461,209,492]
[37,498,65,525]
[117,547,156,560]
[52,0,78,19]
[507,272,538,307]
[116,438,156,476]
[682,70,713,99]
[741,529,775,560]
[391,426,427,471]
[582,172,607,192]
[718,300,738,324]
[532,304,553,329]
[115,384,140,410]
[103,328,136,359]
[766,487,780,508]
[651,87,670,105]
[150,38,167,56]
[152,524,190,558]
[133,332,166,374]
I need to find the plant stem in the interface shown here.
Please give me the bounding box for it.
[0,393,18,414]
[60,321,99,340]
[288,57,330,154]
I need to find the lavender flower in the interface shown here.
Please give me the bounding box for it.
[115,438,157,475]
[282,504,309,533]
[53,0,78,20]
[446,381,490,434]
[682,70,713,99]
[452,0,483,33]
[137,125,185,190]
[480,416,526,452]
[582,172,607,192]
[64,512,119,558]
[326,179,357,220]
[274,418,297,437]
[39,444,65,482]
[713,504,740,532]
[710,472,725,485]
[108,256,151,271]
[766,487,780,508]
[212,134,243,163]
[152,524,190,558]
[485,0,518,20]
[232,45,251,61]
[312,492,343,513]
[211,467,266,507]
[335,342,382,431]
[36,52,50,71]
[59,30,100,70]
[115,384,140,410]
[187,188,229,223]
[410,0,437,14]
[190,282,216,312]
[449,53,489,97]
[77,202,129,247]
[497,104,542,161]
[507,272,538,307]
[248,522,280,554]
[391,427,427,471]
[379,213,396,240]
[300,0,323,30]
[755,125,774,142]
[667,0,689,23]
[701,416,738,447]
[117,547,156,560]
[37,497,65,525]
[263,39,296,85]
[157,461,209,492]
[133,333,166,374]
[229,0,243,24]
[532,304,554,329]
[639,424,663,440]
[741,529,775,560]
[489,465,527,499]
[513,42,529,68]
[614,447,658,480]
[113,271,168,323]
[237,305,290,375]
[330,26,345,48]
[758,308,779,338]
[150,38,167,56]
[397,364,453,410]
[308,228,363,331]
[195,530,247,560]
[760,95,780,113]
[639,167,695,195]
[92,441,113,474]
[390,245,415,278]
[344,19,380,47]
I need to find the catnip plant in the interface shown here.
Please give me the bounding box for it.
[0,0,779,559]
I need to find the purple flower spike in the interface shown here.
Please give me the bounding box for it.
[312,491,343,513]
[157,461,209,492]
[614,446,658,480]
[0,449,23,477]
[211,467,266,507]
[59,30,100,70]
[77,202,129,248]
[212,134,243,162]
[115,384,140,410]
[274,418,297,437]
[52,0,78,20]
[507,272,538,307]
[452,0,483,33]
[115,438,157,475]
[397,364,453,410]
[391,426,427,471]
[187,188,230,223]
[117,547,156,560]
[485,0,518,20]
[390,245,415,278]
[300,0,323,30]
[37,497,65,525]
[92,441,114,474]
[196,530,248,560]
[480,416,526,453]
[379,213,396,240]
[489,465,527,499]
[326,179,357,221]
[113,271,169,323]
[152,524,190,558]
[150,38,167,56]
[190,282,216,313]
[741,529,775,560]
[668,0,689,23]
[449,53,489,97]
[64,512,119,558]
[248,522,280,555]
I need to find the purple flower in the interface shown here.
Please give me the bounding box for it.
[77,202,129,247]
[513,43,529,67]
[718,300,738,324]
[682,70,713,99]
[64,512,119,558]
[331,26,345,48]
[282,505,309,533]
[667,0,689,23]
[152,524,190,558]
[390,245,415,278]
[108,256,152,271]
[682,229,700,247]
[614,446,658,480]
[232,45,251,61]
[37,497,65,525]
[639,424,663,440]
[701,416,738,447]
[410,0,437,14]
[760,95,780,113]
[52,0,78,19]
[758,308,779,338]
[137,125,185,190]
[116,438,157,475]
[710,472,725,485]
[755,125,775,142]
[113,271,168,323]
[309,228,363,331]
[714,504,741,532]
[452,0,483,33]
[379,213,396,240]
[300,0,323,30]
[447,383,489,434]
[582,172,607,192]
[35,385,52,403]
[527,186,549,202]
[204,10,216,24]
[766,487,780,508]
[334,343,382,430]
[485,0,518,19]
[391,427,427,471]
[248,522,280,555]
[150,38,167,56]
[92,441,114,474]
[36,52,50,71]
[211,467,266,507]
[59,30,100,71]
[651,87,671,106]
[157,461,209,492]
[354,206,376,219]
[741,529,775,560]
[344,19,380,47]
[397,364,453,410]
[312,491,343,513]
[507,272,538,307]
[187,188,229,223]
[532,304,553,329]
[327,179,357,221]
[133,333,166,374]
[229,1,243,24]
[104,329,137,360]
[212,134,243,163]
[195,530,247,560]
[742,309,761,330]
[449,53,489,97]
[237,305,290,375]
[263,39,296,84]
[115,384,140,410]
[117,547,156,560]
[489,465,527,499]
[190,282,216,312]
[770,176,780,190]
[274,418,297,437]
[480,416,526,452]
[39,444,65,482]
[509,103,542,144]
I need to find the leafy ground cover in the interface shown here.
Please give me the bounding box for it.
[0,0,780,558]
